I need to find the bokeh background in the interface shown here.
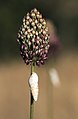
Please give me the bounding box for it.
[0,0,78,119]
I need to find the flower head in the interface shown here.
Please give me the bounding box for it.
[17,8,50,66]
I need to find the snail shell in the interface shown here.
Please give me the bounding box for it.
[29,72,39,101]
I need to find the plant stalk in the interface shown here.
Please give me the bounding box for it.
[30,62,35,119]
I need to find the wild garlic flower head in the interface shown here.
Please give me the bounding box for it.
[17,8,50,66]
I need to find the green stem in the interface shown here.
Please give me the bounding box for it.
[31,62,35,75]
[30,62,35,119]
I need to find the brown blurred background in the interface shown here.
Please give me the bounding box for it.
[0,0,78,119]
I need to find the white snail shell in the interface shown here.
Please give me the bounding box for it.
[29,72,39,101]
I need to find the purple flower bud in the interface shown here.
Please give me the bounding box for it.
[40,60,44,65]
[25,59,29,65]
[36,61,40,66]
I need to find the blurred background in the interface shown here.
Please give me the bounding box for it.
[0,0,78,119]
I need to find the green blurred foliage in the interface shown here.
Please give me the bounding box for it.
[0,0,78,60]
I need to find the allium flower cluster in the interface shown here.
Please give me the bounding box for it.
[17,8,50,66]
